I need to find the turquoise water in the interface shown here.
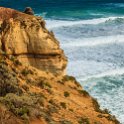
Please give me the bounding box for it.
[1,0,124,19]
[1,0,124,123]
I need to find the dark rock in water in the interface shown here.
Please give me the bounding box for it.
[23,7,34,15]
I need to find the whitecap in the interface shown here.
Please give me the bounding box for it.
[79,68,124,82]
[46,16,124,29]
[61,35,124,47]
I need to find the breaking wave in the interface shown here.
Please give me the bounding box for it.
[46,16,124,29]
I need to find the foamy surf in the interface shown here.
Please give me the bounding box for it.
[79,68,124,82]
[82,72,124,124]
[46,16,124,29]
[61,35,124,47]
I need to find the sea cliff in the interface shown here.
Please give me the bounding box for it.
[0,7,119,124]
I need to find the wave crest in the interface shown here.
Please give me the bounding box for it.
[46,16,124,29]
[80,68,124,82]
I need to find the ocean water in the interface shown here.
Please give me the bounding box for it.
[1,0,124,123]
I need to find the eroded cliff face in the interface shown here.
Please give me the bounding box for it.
[0,7,67,76]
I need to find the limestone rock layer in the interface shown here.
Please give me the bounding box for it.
[0,7,67,75]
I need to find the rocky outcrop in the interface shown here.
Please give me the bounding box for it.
[0,7,67,76]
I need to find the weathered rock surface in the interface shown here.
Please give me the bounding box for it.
[0,7,67,76]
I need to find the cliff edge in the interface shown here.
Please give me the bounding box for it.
[0,7,119,124]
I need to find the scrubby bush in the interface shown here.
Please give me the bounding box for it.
[60,120,73,124]
[49,99,54,104]
[48,99,59,109]
[0,58,51,122]
[92,98,101,112]
[62,75,81,87]
[48,105,58,114]
[38,78,52,89]
[21,68,34,76]
[0,79,22,96]
[0,94,31,117]
[62,75,75,82]
[0,93,46,120]
[78,90,89,97]
[64,91,70,97]
[0,63,22,96]
[78,117,90,124]
[14,59,22,66]
[69,109,74,112]
[60,102,66,109]
[0,59,8,66]
[9,55,15,62]
[22,85,29,91]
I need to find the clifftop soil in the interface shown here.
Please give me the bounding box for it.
[0,7,120,124]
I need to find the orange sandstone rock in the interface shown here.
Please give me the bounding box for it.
[0,7,67,76]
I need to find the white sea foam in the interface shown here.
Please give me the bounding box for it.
[80,68,124,124]
[79,68,124,81]
[61,35,124,47]
[82,74,124,124]
[46,16,124,29]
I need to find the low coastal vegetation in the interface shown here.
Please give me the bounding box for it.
[64,91,70,97]
[78,117,90,124]
[0,56,119,124]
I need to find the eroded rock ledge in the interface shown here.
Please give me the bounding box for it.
[0,7,67,76]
